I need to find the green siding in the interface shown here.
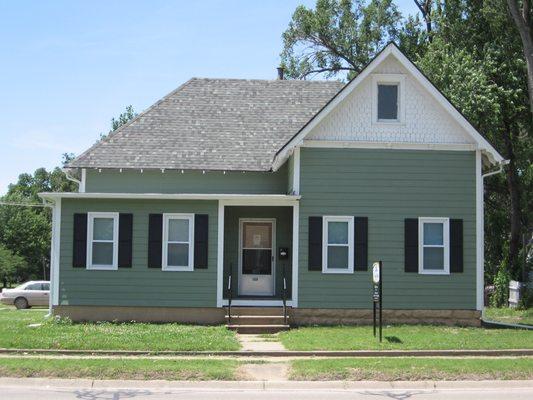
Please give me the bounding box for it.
[223,206,292,299]
[59,199,218,307]
[85,163,288,194]
[298,148,477,310]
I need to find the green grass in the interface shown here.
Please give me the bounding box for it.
[0,357,239,380]
[0,305,239,351]
[290,357,533,381]
[279,325,533,351]
[485,307,533,326]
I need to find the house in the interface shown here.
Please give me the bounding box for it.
[39,43,504,328]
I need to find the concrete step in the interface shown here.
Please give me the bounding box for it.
[227,306,287,316]
[225,315,289,325]
[227,324,290,334]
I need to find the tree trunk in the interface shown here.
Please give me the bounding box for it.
[414,0,433,41]
[502,125,522,278]
[507,0,533,117]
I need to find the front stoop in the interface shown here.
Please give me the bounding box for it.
[225,307,290,334]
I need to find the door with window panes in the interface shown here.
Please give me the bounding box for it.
[238,219,275,296]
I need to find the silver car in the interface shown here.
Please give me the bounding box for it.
[0,281,50,309]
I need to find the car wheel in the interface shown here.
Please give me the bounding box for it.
[14,297,29,310]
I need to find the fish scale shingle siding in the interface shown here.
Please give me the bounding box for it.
[298,147,477,310]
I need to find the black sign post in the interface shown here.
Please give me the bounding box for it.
[372,261,383,343]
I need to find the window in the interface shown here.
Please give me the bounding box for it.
[418,217,449,275]
[87,212,119,270]
[162,214,194,271]
[42,283,50,291]
[322,216,354,273]
[372,74,405,124]
[378,84,398,120]
[25,283,42,291]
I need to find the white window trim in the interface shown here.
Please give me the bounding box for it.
[86,212,119,270]
[418,217,450,275]
[372,74,406,125]
[322,216,354,274]
[162,213,194,272]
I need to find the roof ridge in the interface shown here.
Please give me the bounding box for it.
[188,77,343,84]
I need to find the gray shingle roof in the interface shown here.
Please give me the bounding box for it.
[68,78,344,171]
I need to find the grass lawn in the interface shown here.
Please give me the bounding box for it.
[278,325,533,351]
[0,305,239,351]
[485,307,533,326]
[0,357,239,380]
[290,357,533,381]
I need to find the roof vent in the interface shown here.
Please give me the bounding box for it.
[277,66,285,80]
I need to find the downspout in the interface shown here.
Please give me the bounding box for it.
[480,158,510,319]
[62,168,81,191]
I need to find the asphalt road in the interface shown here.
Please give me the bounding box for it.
[2,386,533,400]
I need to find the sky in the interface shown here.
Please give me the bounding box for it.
[0,0,419,194]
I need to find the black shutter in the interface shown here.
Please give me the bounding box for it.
[354,217,368,271]
[118,214,133,268]
[404,218,418,272]
[450,219,463,273]
[73,213,87,268]
[194,214,209,269]
[308,216,322,271]
[148,214,163,268]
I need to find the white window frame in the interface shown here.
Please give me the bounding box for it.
[162,213,194,272]
[322,216,354,274]
[372,74,405,124]
[86,212,119,270]
[418,217,450,275]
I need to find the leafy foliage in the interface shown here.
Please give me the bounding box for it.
[491,265,511,308]
[281,0,402,79]
[100,105,137,140]
[0,245,27,287]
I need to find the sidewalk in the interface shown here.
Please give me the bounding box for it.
[1,376,533,390]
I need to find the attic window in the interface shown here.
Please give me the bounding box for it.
[372,74,405,124]
[378,84,398,120]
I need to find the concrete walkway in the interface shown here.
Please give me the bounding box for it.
[237,334,286,352]
[1,378,533,400]
[236,334,290,380]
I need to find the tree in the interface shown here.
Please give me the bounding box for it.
[413,0,433,39]
[280,0,402,80]
[507,0,533,116]
[0,245,27,288]
[100,105,137,140]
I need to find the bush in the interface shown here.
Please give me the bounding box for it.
[490,266,510,308]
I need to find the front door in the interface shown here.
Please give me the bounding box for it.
[238,219,275,296]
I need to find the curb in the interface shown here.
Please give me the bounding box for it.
[1,348,533,357]
[0,377,532,391]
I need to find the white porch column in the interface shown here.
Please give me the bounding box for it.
[475,150,483,312]
[48,198,61,315]
[292,202,299,307]
[216,200,225,307]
